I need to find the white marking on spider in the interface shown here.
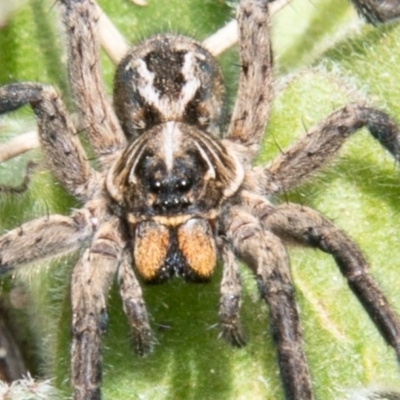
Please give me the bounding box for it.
[162,121,178,172]
[90,217,98,227]
[133,53,201,120]
[193,141,216,180]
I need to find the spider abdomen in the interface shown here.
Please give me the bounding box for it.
[114,34,226,140]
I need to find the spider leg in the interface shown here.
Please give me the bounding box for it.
[218,239,246,346]
[117,248,154,357]
[222,207,313,400]
[60,0,126,165]
[350,0,400,24]
[71,217,124,400]
[264,203,400,361]
[226,0,273,160]
[0,83,98,201]
[0,206,98,272]
[0,303,28,382]
[266,104,400,193]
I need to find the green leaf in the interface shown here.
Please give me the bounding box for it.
[1,0,400,399]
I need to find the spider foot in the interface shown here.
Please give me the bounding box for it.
[0,83,46,114]
[219,323,247,348]
[219,293,246,347]
[350,0,400,24]
[73,388,100,400]
[131,325,155,357]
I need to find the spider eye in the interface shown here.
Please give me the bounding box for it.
[149,179,162,194]
[175,178,192,192]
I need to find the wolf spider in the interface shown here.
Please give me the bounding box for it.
[1,0,400,399]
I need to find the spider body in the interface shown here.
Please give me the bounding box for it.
[1,0,400,399]
[108,35,242,282]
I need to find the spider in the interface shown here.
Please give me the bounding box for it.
[1,0,400,399]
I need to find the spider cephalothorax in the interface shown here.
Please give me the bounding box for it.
[107,118,243,282]
[1,0,400,399]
